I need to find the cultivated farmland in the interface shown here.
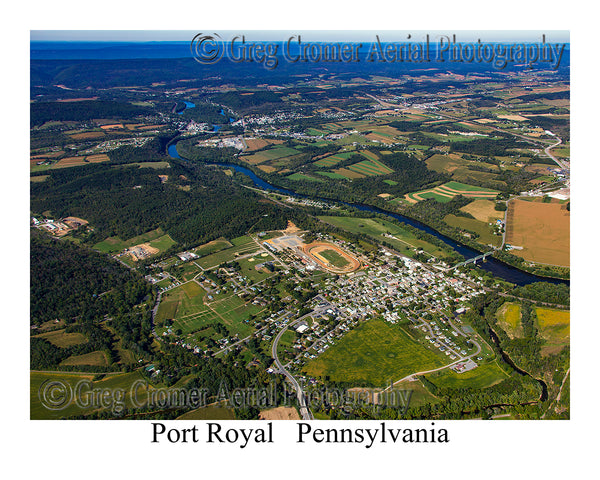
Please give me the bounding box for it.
[505,199,570,266]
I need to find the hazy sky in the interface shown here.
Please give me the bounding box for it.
[30,30,570,43]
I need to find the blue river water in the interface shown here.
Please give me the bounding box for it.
[177,101,196,114]
[167,140,568,287]
[178,101,229,133]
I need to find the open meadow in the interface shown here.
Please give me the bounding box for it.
[303,317,446,387]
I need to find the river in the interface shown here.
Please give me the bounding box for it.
[166,142,568,287]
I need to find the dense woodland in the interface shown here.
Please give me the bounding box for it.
[30,100,154,126]
[30,230,152,326]
[30,160,290,248]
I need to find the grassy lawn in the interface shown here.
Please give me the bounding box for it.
[303,317,446,387]
[424,361,509,390]
[318,249,350,268]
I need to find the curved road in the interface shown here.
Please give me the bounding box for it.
[271,319,314,420]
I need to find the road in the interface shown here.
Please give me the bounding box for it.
[541,367,570,418]
[544,136,567,170]
[271,318,314,420]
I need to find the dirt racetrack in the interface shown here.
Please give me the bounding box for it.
[302,242,361,273]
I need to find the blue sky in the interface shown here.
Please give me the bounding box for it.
[31,30,569,43]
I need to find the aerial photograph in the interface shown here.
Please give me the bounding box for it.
[29,29,570,422]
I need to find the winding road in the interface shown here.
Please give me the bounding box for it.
[271,318,314,420]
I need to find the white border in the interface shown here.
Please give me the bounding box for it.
[4,1,597,477]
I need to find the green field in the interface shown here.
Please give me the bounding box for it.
[318,215,455,259]
[30,370,152,419]
[287,173,325,182]
[148,234,177,252]
[315,171,349,180]
[242,146,301,164]
[407,191,455,203]
[314,151,356,167]
[318,249,350,268]
[303,317,446,387]
[236,252,277,283]
[347,158,393,176]
[93,228,174,254]
[156,277,261,338]
[193,239,232,257]
[424,361,509,390]
[444,214,502,246]
[130,161,171,169]
[196,236,259,269]
[33,329,88,348]
[393,380,440,407]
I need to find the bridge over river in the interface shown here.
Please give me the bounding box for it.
[449,251,495,271]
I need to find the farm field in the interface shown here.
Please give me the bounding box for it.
[302,317,446,387]
[347,157,393,177]
[406,181,499,203]
[313,151,356,167]
[241,146,301,165]
[460,199,504,223]
[287,173,325,182]
[496,302,523,338]
[243,138,284,151]
[315,171,349,180]
[425,154,506,188]
[318,215,454,259]
[505,199,570,266]
[332,167,365,179]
